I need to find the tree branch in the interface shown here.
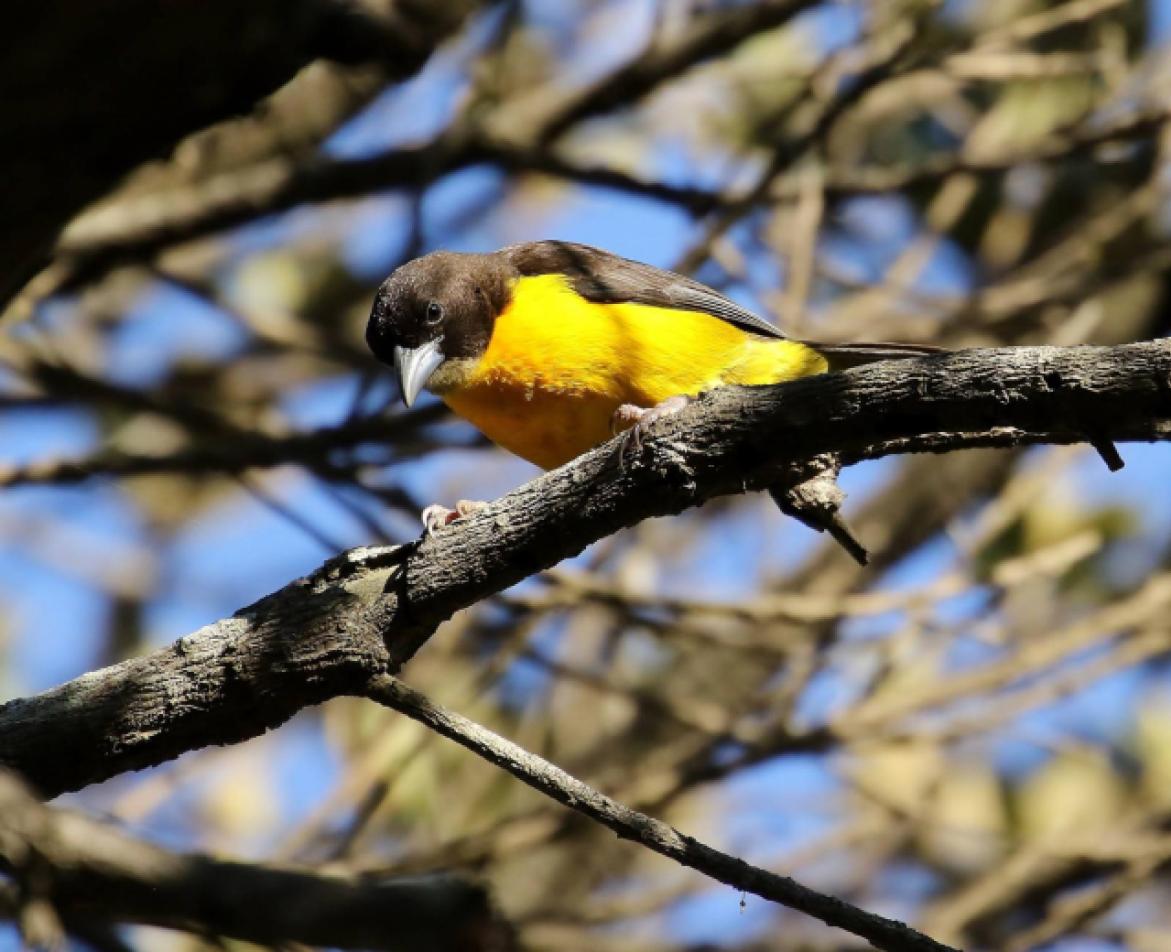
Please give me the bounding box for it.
[0,770,508,951]
[365,674,955,952]
[1,342,1169,798]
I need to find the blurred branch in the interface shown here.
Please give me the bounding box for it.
[365,674,957,952]
[923,823,1171,948]
[676,13,922,273]
[0,769,508,952]
[0,0,487,318]
[0,404,445,489]
[45,94,1168,294]
[50,130,739,276]
[1,341,1168,796]
[28,0,818,302]
[489,0,821,145]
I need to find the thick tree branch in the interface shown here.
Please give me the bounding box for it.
[0,771,508,951]
[366,674,956,952]
[1,342,1169,798]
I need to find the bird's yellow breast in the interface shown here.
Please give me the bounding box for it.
[437,273,827,469]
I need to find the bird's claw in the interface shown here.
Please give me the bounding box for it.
[421,499,489,536]
[611,395,693,466]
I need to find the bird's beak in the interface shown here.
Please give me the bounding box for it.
[393,340,445,407]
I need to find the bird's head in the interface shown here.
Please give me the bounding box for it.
[366,251,507,406]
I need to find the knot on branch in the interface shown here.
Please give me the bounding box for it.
[769,454,869,566]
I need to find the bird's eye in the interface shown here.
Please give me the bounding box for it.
[425,301,444,324]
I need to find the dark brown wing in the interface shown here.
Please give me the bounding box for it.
[503,240,787,340]
[502,241,946,366]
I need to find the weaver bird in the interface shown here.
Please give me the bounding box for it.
[367,240,937,555]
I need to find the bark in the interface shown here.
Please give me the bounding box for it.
[1,342,1168,797]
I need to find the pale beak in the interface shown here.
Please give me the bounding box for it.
[393,340,445,407]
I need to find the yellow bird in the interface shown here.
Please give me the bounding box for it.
[367,240,937,554]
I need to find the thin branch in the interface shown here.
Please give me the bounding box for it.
[364,674,957,952]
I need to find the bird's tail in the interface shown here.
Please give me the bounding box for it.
[806,340,944,371]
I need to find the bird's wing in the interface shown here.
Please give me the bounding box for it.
[504,240,787,340]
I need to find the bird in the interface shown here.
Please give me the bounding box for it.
[366,240,939,555]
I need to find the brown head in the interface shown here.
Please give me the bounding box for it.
[366,250,510,406]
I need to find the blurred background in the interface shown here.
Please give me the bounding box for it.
[3,0,1171,949]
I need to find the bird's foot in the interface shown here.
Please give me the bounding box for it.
[611,395,693,462]
[421,499,489,536]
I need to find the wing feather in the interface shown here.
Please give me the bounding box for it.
[503,240,786,340]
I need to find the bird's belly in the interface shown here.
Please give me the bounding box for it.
[442,383,619,470]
